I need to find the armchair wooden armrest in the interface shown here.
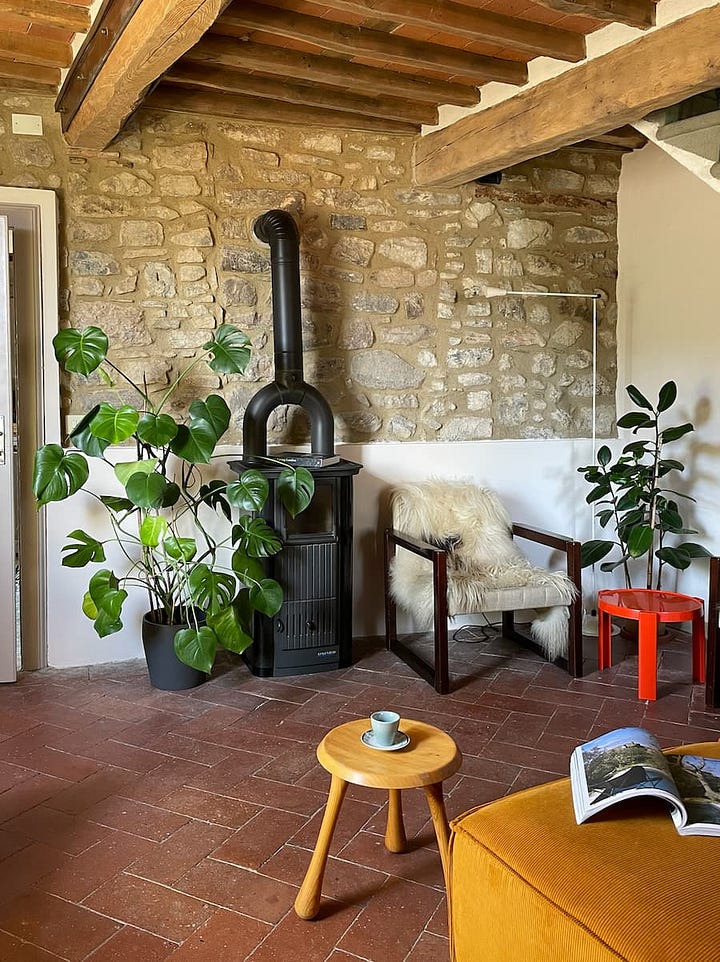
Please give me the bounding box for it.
[706,557,720,709]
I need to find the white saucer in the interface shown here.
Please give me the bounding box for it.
[361,729,410,752]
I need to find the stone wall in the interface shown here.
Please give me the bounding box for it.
[0,89,620,444]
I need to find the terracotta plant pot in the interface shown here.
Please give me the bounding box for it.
[141,610,207,691]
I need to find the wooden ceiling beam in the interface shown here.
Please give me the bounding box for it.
[186,36,480,105]
[311,0,586,62]
[532,0,656,30]
[143,83,419,133]
[0,56,60,89]
[56,0,225,149]
[166,60,438,125]
[0,0,91,32]
[590,125,648,148]
[216,2,527,85]
[0,29,71,66]
[414,4,720,187]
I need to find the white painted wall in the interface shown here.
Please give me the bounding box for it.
[45,141,720,667]
[617,142,720,600]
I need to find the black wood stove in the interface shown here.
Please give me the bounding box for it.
[230,209,361,677]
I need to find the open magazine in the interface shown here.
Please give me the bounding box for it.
[570,727,720,836]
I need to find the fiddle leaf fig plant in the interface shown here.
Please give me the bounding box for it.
[578,380,709,590]
[33,324,314,675]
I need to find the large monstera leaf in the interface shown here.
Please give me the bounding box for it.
[53,326,108,376]
[226,470,269,512]
[189,396,230,441]
[169,418,216,464]
[33,444,89,506]
[277,467,314,518]
[204,324,251,375]
[187,563,237,615]
[90,403,140,445]
[232,517,282,557]
[82,569,127,638]
[69,406,108,458]
[174,626,217,674]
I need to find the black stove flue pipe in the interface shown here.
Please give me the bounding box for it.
[242,209,335,463]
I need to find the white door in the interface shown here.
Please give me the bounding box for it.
[0,216,17,681]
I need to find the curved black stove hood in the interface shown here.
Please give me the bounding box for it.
[242,209,335,463]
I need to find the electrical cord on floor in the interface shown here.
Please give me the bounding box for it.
[452,616,502,643]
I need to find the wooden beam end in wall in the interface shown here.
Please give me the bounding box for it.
[57,0,225,150]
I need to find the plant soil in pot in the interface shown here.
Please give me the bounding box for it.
[142,609,207,691]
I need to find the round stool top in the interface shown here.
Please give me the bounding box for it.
[598,588,703,618]
[317,719,462,789]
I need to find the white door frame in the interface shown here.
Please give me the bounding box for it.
[0,188,60,673]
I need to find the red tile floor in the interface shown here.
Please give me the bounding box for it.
[0,627,719,962]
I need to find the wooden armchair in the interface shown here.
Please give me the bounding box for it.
[706,556,720,709]
[383,481,583,695]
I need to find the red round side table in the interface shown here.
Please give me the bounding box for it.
[597,588,706,701]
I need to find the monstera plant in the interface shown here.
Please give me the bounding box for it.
[33,324,314,689]
[578,380,709,591]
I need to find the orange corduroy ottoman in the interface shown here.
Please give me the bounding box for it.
[449,742,720,962]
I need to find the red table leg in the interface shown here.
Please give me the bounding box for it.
[692,610,706,684]
[637,610,658,700]
[598,605,612,670]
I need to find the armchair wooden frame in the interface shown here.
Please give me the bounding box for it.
[384,523,583,694]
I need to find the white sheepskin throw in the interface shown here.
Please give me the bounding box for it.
[389,480,577,661]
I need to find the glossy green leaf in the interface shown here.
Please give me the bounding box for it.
[204,324,251,375]
[163,536,196,562]
[90,403,139,444]
[231,552,265,586]
[627,525,654,557]
[53,326,108,376]
[660,423,694,444]
[232,517,282,557]
[657,380,677,413]
[625,383,653,410]
[174,626,216,674]
[160,482,180,508]
[596,445,612,466]
[139,515,168,547]
[33,444,89,507]
[580,540,614,567]
[169,419,216,464]
[61,529,105,568]
[227,470,269,512]
[617,412,655,430]
[199,480,231,521]
[136,412,178,447]
[187,564,237,615]
[125,471,168,509]
[93,608,124,638]
[68,405,108,457]
[99,495,135,515]
[206,605,254,655]
[189,396,230,442]
[249,578,283,617]
[277,467,314,518]
[656,546,692,570]
[114,459,157,487]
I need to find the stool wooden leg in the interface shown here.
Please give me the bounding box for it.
[637,611,658,701]
[598,606,612,670]
[692,611,706,684]
[385,789,407,853]
[424,781,451,888]
[295,775,348,920]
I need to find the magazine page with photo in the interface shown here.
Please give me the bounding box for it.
[665,754,720,835]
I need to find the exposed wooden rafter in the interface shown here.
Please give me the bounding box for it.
[215,3,527,86]
[0,29,71,67]
[310,0,587,61]
[414,4,720,187]
[166,60,436,125]
[0,57,61,89]
[184,36,480,106]
[56,0,226,149]
[0,0,90,31]
[144,84,419,133]
[532,0,656,30]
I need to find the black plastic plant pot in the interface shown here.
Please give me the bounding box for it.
[141,610,207,691]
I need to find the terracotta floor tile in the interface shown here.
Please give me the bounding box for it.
[128,820,232,885]
[38,830,155,901]
[0,890,121,961]
[176,857,297,924]
[83,872,214,942]
[84,795,189,841]
[338,876,443,962]
[211,808,308,870]
[164,909,271,962]
[156,786,261,828]
[2,806,112,856]
[0,929,66,961]
[247,899,362,962]
[84,925,176,962]
[0,633,714,962]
